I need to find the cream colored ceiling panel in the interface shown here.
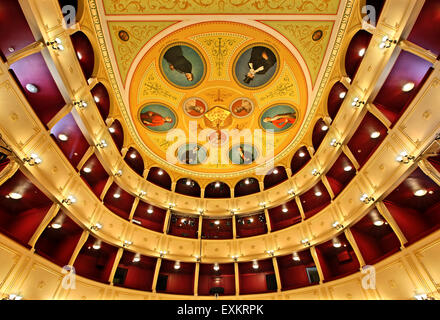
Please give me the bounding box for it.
[0,80,41,150]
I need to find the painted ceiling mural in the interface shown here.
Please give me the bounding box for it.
[93,0,348,177]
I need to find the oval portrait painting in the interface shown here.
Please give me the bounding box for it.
[177,143,208,165]
[229,144,259,165]
[234,45,278,89]
[139,103,177,133]
[230,98,254,118]
[260,104,298,133]
[161,44,205,88]
[183,97,207,118]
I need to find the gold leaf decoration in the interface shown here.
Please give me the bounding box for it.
[262,21,334,84]
[108,21,177,84]
[190,33,249,80]
[139,63,184,104]
[105,0,340,14]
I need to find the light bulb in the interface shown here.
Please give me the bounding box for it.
[252,260,259,270]
[332,238,342,248]
[402,82,415,92]
[370,131,380,139]
[8,192,22,200]
[92,240,101,250]
[298,152,306,158]
[344,165,353,172]
[83,167,92,173]
[133,253,141,263]
[108,127,115,133]
[414,189,427,197]
[58,134,69,141]
[174,261,181,270]
[358,48,366,57]
[214,220,220,225]
[213,263,220,271]
[315,191,322,197]
[293,252,300,261]
[282,207,288,213]
[339,91,346,99]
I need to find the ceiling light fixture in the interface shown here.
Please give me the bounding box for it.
[159,250,167,258]
[158,170,164,176]
[25,83,39,93]
[293,252,301,261]
[58,134,69,141]
[352,97,365,108]
[22,153,42,166]
[76,52,83,60]
[214,220,220,225]
[332,238,342,248]
[62,195,77,205]
[379,35,397,49]
[51,216,64,229]
[402,82,415,92]
[90,223,103,231]
[123,240,133,248]
[332,221,343,230]
[298,151,306,158]
[358,48,366,57]
[339,91,347,99]
[344,165,353,172]
[288,189,295,196]
[273,168,279,174]
[266,250,275,257]
[214,181,221,188]
[46,38,64,51]
[174,261,181,270]
[244,178,250,185]
[132,253,141,263]
[315,191,322,197]
[414,189,427,197]
[138,190,146,197]
[186,179,192,186]
[312,169,320,176]
[83,167,92,173]
[73,100,88,109]
[252,260,259,270]
[147,208,154,214]
[301,238,311,247]
[7,192,22,200]
[92,239,101,250]
[113,193,121,199]
[395,151,415,164]
[259,202,267,208]
[321,124,329,131]
[94,96,100,103]
[108,127,115,133]
[360,193,375,204]
[114,170,123,177]
[370,131,381,139]
[330,138,341,147]
[96,140,108,148]
[168,202,175,209]
[282,207,288,213]
[213,263,220,271]
[130,153,137,159]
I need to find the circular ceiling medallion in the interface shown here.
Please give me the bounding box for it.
[312,29,323,41]
[260,104,299,133]
[230,97,254,118]
[183,97,208,118]
[229,143,259,165]
[138,103,177,133]
[118,30,129,42]
[176,143,208,165]
[160,43,206,89]
[233,44,279,89]
[129,21,309,176]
